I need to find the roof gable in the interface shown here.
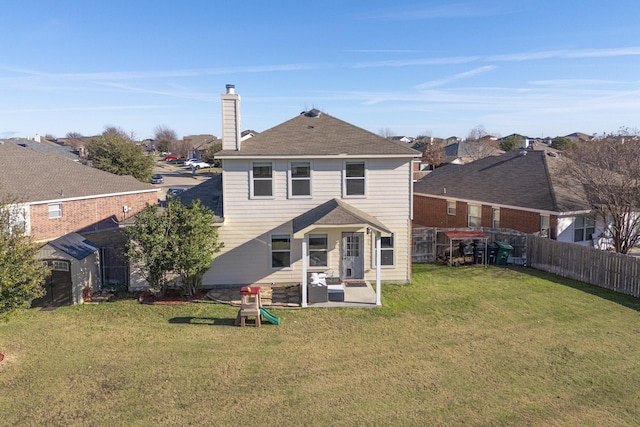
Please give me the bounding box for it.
[216,110,420,158]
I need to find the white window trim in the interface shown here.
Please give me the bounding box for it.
[289,161,312,198]
[492,207,500,228]
[343,160,366,198]
[308,233,328,267]
[48,202,62,219]
[270,234,292,269]
[250,161,274,199]
[574,215,596,242]
[374,233,395,267]
[468,204,481,228]
[447,200,456,215]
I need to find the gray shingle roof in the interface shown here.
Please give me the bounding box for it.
[48,232,99,260]
[176,173,223,221]
[292,198,391,235]
[216,110,420,158]
[0,141,157,203]
[414,149,591,213]
[3,138,79,161]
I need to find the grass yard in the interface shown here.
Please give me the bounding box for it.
[1,264,639,426]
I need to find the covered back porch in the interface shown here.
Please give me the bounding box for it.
[292,199,392,308]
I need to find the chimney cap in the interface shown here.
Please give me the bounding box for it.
[225,84,235,94]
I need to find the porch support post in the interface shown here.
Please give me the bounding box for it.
[375,233,382,306]
[301,237,308,308]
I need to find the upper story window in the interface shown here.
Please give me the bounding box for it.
[344,161,365,197]
[48,203,62,219]
[252,162,273,197]
[290,162,311,197]
[574,215,595,242]
[447,200,456,215]
[492,207,500,228]
[468,204,481,228]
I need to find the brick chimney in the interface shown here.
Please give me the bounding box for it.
[221,84,241,151]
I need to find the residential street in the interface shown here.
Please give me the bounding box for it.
[151,161,212,201]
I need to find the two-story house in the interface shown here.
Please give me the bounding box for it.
[199,85,420,306]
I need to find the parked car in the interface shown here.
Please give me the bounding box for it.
[189,161,211,170]
[184,158,199,167]
[166,187,186,200]
[163,154,178,161]
[150,174,164,184]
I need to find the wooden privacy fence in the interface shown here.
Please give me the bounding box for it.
[527,235,640,298]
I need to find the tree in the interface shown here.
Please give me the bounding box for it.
[154,125,178,154]
[562,132,640,254]
[124,204,173,296]
[169,200,223,296]
[202,140,222,167]
[422,141,445,169]
[125,199,223,297]
[65,132,83,138]
[499,135,522,152]
[465,125,498,160]
[378,128,395,138]
[0,196,50,319]
[87,129,154,182]
[551,137,576,151]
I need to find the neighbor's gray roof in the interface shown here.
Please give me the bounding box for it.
[293,198,391,235]
[176,173,224,221]
[47,232,99,260]
[0,141,157,203]
[413,149,591,213]
[216,110,421,158]
[3,138,79,161]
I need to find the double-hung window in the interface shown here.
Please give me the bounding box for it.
[271,235,291,268]
[48,203,62,219]
[574,215,595,242]
[380,234,394,266]
[540,214,550,238]
[252,162,273,197]
[492,207,500,228]
[308,234,328,267]
[447,200,456,215]
[344,161,365,196]
[468,204,481,228]
[290,162,311,197]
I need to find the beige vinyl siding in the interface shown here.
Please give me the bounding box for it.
[203,158,413,286]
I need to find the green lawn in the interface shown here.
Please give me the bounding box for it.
[1,264,639,426]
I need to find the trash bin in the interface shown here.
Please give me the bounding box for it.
[459,243,474,265]
[487,242,499,264]
[495,241,513,265]
[473,243,486,265]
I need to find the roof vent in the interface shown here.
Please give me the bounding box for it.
[519,150,527,156]
[546,151,558,157]
[304,109,321,118]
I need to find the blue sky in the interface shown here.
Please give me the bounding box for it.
[2,1,639,140]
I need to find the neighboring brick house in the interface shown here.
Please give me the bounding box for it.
[1,140,158,241]
[1,140,158,305]
[413,148,603,247]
